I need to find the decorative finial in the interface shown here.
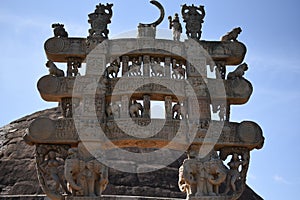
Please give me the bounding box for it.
[181,4,205,40]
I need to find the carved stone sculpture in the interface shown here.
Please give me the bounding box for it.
[35,145,70,200]
[172,59,185,79]
[179,148,228,198]
[52,23,68,38]
[150,57,164,76]
[64,147,108,197]
[168,13,182,41]
[218,104,226,121]
[25,2,264,200]
[128,57,142,76]
[181,4,205,40]
[106,103,120,119]
[227,63,248,80]
[105,58,120,78]
[45,60,65,77]
[88,3,113,39]
[172,102,186,120]
[221,27,242,42]
[67,57,82,77]
[129,100,144,118]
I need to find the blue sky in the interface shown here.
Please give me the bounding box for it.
[1,0,300,199]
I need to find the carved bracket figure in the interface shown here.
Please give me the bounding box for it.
[36,145,71,200]
[219,147,250,195]
[52,23,68,38]
[221,27,242,42]
[181,4,205,40]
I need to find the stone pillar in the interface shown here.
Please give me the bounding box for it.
[165,57,171,78]
[122,56,129,76]
[143,94,151,118]
[226,103,230,121]
[165,96,172,120]
[120,95,129,118]
[143,55,150,77]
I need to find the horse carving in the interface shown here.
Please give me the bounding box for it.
[128,57,142,76]
[105,59,120,78]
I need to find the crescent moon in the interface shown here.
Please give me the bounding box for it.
[139,0,165,27]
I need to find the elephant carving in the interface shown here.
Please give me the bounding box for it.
[64,148,108,197]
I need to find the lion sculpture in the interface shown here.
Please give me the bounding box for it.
[221,27,242,42]
[45,60,65,77]
[227,63,248,80]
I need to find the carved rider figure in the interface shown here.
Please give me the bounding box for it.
[181,4,205,40]
[88,3,113,38]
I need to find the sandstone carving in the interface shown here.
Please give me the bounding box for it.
[182,4,205,40]
[45,60,65,77]
[172,59,185,79]
[168,13,182,41]
[227,63,248,80]
[172,102,186,120]
[105,58,120,78]
[88,3,113,39]
[52,23,68,38]
[221,27,242,42]
[23,2,264,200]
[150,57,164,77]
[64,147,108,196]
[139,0,165,28]
[129,100,144,118]
[179,147,228,198]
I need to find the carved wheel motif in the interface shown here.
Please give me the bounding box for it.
[45,37,65,53]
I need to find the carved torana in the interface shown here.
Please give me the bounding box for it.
[24,2,264,200]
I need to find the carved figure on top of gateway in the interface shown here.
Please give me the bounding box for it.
[181,4,205,40]
[88,3,113,39]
